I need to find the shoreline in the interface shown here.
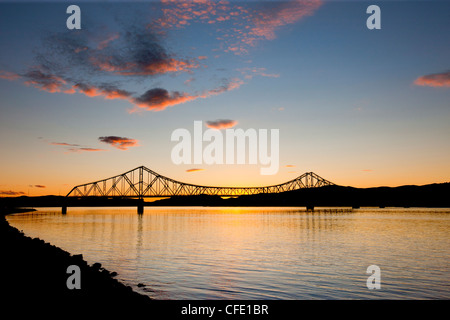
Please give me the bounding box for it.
[0,208,153,313]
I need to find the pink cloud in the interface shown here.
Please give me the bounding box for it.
[414,71,450,87]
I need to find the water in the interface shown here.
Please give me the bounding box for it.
[6,207,450,299]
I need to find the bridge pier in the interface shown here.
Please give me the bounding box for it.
[306,205,314,211]
[137,203,144,214]
[62,206,67,214]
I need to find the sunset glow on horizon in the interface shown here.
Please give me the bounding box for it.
[1,0,449,196]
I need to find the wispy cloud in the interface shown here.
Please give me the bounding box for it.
[34,185,46,188]
[49,141,107,153]
[414,71,450,87]
[284,164,296,168]
[0,70,20,80]
[238,67,280,79]
[205,119,238,130]
[50,142,80,147]
[98,136,139,150]
[204,78,244,97]
[245,0,322,43]
[184,77,195,85]
[186,168,205,173]
[0,190,26,196]
[67,147,107,153]
[97,33,120,50]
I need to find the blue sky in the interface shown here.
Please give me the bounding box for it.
[0,0,449,195]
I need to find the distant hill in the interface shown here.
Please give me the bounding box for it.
[149,183,450,208]
[2,183,450,209]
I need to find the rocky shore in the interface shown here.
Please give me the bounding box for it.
[0,209,153,314]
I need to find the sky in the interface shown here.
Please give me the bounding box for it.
[0,0,449,196]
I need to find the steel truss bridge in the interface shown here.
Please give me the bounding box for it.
[66,165,335,199]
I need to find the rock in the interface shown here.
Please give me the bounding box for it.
[72,254,83,260]
[92,262,102,270]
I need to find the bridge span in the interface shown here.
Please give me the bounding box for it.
[65,166,335,213]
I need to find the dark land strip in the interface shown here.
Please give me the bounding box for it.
[0,208,153,315]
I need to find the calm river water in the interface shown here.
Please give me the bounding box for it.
[6,207,450,299]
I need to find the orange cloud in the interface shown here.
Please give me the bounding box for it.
[23,70,68,93]
[205,119,238,130]
[186,168,205,173]
[34,185,46,188]
[284,165,296,168]
[73,83,132,101]
[414,71,450,87]
[132,88,200,111]
[225,0,323,54]
[98,136,139,150]
[132,78,243,112]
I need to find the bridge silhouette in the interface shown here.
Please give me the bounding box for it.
[65,165,335,213]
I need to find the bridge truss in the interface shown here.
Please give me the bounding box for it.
[66,166,335,198]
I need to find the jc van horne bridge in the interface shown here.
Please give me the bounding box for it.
[65,166,335,213]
